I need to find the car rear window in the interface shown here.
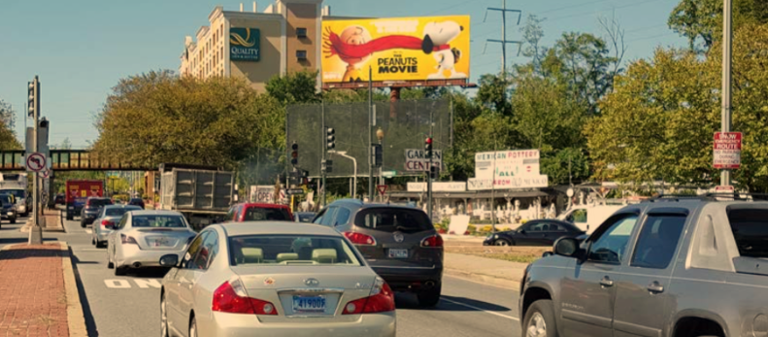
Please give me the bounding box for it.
[354,208,433,233]
[229,235,361,266]
[88,199,112,207]
[105,207,138,216]
[727,208,768,258]
[132,215,186,228]
[243,207,291,221]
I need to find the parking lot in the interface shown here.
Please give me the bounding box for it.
[0,216,522,337]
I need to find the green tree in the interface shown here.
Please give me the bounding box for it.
[266,70,321,105]
[669,0,768,52]
[0,100,21,150]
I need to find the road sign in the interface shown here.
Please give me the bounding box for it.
[714,185,735,201]
[382,171,397,178]
[286,188,304,196]
[377,185,388,196]
[41,169,51,179]
[26,152,46,172]
[714,132,741,169]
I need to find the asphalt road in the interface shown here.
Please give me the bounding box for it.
[0,215,522,337]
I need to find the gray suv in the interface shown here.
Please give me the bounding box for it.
[519,196,768,337]
[313,199,443,307]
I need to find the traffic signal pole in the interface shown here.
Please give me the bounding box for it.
[29,76,42,245]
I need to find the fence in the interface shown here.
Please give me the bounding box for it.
[286,99,452,178]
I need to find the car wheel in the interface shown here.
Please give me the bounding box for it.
[92,237,96,245]
[495,239,512,246]
[115,265,127,276]
[107,250,114,269]
[417,284,442,308]
[80,221,86,228]
[96,240,105,248]
[10,217,15,224]
[523,299,558,337]
[161,293,170,337]
[189,316,198,337]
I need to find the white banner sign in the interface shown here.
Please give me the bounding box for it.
[249,185,286,204]
[474,150,540,180]
[404,149,443,172]
[467,175,548,191]
[407,182,466,192]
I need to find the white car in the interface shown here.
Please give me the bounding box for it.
[107,210,197,276]
[158,222,397,337]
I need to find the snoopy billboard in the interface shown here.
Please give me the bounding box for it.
[322,16,470,84]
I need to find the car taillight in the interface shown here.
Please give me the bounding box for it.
[343,232,377,245]
[421,234,443,248]
[101,220,113,227]
[342,277,395,315]
[120,234,138,244]
[212,279,277,315]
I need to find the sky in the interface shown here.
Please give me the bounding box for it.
[0,0,686,149]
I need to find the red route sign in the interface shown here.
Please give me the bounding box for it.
[376,185,388,196]
[713,132,741,169]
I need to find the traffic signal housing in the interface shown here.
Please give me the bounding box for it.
[424,137,433,159]
[326,127,336,150]
[27,78,39,118]
[430,164,440,179]
[290,142,298,166]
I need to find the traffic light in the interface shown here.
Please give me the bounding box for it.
[372,144,383,167]
[322,159,333,173]
[424,137,433,159]
[326,127,336,150]
[290,142,298,166]
[27,77,40,118]
[430,164,440,179]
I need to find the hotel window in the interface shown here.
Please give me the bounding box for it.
[296,27,307,38]
[296,50,307,60]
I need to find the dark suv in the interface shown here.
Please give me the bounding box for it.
[80,197,113,227]
[127,198,145,209]
[313,199,443,307]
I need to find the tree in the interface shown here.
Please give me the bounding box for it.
[587,24,768,192]
[266,70,321,105]
[475,74,513,116]
[93,70,284,170]
[669,0,768,52]
[0,100,21,150]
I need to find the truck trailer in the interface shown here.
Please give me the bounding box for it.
[66,180,104,220]
[158,163,234,231]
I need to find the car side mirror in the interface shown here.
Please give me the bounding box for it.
[554,237,580,258]
[159,254,179,268]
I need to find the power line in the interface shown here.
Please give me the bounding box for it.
[483,0,524,74]
[627,32,677,43]
[536,0,614,15]
[547,0,662,22]
[427,0,484,15]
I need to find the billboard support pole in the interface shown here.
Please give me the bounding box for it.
[721,0,733,187]
[368,66,374,202]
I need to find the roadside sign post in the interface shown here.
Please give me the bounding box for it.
[27,76,43,244]
[713,132,741,169]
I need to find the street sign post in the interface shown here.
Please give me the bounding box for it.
[26,152,46,172]
[382,171,396,178]
[286,188,304,196]
[714,132,741,169]
[714,185,735,201]
[376,184,388,196]
[41,169,51,179]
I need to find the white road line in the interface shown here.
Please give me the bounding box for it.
[84,229,93,234]
[440,298,520,322]
[76,249,104,252]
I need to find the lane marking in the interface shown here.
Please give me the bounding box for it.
[134,279,162,289]
[440,298,520,322]
[104,279,131,289]
[75,249,104,252]
[84,229,93,234]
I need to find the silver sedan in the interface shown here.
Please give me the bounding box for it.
[158,222,396,337]
[107,210,197,276]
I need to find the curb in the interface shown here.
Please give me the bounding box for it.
[445,267,521,290]
[59,242,88,337]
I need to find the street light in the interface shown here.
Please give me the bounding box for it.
[328,150,357,199]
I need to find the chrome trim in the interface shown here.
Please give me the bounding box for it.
[372,265,436,270]
[277,287,344,294]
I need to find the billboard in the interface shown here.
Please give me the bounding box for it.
[474,150,541,180]
[230,28,260,62]
[322,16,470,84]
[404,149,442,171]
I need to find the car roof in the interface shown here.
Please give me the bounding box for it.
[103,204,141,209]
[217,222,341,237]
[128,210,184,216]
[237,203,290,209]
[330,198,420,211]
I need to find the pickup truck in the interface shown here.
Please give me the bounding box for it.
[519,196,768,337]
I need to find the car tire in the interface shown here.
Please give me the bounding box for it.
[417,284,442,308]
[523,299,558,337]
[80,221,86,228]
[92,237,96,245]
[107,251,114,269]
[189,316,198,337]
[495,239,512,246]
[96,240,105,248]
[10,217,15,224]
[115,265,127,276]
[161,293,170,337]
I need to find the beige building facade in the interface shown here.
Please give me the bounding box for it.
[180,0,327,92]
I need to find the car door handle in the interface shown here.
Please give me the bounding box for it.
[599,276,614,287]
[647,281,664,294]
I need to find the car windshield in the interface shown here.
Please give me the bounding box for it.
[0,195,12,204]
[229,235,361,266]
[88,199,112,207]
[3,189,25,200]
[129,199,143,204]
[354,208,433,233]
[105,207,139,217]
[297,213,314,223]
[242,207,291,221]
[132,215,186,228]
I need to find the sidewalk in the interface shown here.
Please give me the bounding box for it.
[20,209,65,233]
[0,242,86,337]
[444,252,529,289]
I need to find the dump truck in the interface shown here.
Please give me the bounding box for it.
[158,163,234,231]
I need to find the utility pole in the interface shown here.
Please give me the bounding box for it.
[721,0,733,187]
[368,66,374,201]
[483,0,523,76]
[28,76,42,245]
[321,103,327,207]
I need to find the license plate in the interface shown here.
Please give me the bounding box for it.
[149,237,171,247]
[292,295,326,313]
[388,249,409,258]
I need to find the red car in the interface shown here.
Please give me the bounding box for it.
[225,203,293,222]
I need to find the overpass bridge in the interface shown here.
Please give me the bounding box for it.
[0,150,150,171]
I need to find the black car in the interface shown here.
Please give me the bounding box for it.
[80,197,113,227]
[312,199,443,307]
[483,219,585,246]
[54,194,65,205]
[127,198,144,209]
